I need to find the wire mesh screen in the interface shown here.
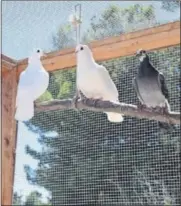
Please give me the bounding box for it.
[4,1,179,206]
[2,1,180,59]
[13,45,180,205]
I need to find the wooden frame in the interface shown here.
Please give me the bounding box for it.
[1,21,180,205]
[16,21,180,76]
[2,57,17,206]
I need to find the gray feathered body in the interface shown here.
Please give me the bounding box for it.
[133,57,170,111]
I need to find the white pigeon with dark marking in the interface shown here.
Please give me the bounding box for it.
[75,44,124,123]
[15,48,49,121]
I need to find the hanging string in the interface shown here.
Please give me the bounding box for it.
[75,4,82,45]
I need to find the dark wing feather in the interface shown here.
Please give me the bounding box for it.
[158,72,169,101]
[132,77,145,104]
[148,62,158,72]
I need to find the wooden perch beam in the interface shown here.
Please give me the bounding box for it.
[35,99,180,125]
[17,21,180,77]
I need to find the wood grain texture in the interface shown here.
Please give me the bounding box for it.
[35,99,180,125]
[2,67,17,206]
[1,55,17,77]
[16,21,180,76]
[1,54,17,65]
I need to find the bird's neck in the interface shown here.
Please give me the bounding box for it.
[27,59,42,71]
[139,57,155,76]
[77,54,95,70]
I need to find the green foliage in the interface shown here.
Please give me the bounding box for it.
[84,3,156,41]
[13,191,50,206]
[13,192,23,205]
[24,191,42,206]
[52,23,75,50]
[52,4,157,48]
[45,69,76,100]
[161,0,180,12]
[37,90,53,102]
[24,3,180,206]
[55,69,76,99]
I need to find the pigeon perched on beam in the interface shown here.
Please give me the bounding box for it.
[133,49,173,131]
[15,48,49,121]
[74,44,124,123]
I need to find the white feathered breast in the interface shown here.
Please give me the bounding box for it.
[77,63,119,101]
[16,66,49,105]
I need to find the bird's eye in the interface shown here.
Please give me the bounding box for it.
[80,47,84,51]
[37,50,40,53]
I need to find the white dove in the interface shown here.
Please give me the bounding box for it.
[15,48,49,121]
[75,44,124,123]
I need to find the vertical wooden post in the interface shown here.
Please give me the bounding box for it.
[0,64,2,206]
[2,66,17,205]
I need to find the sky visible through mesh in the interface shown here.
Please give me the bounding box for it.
[4,1,180,205]
[2,1,180,59]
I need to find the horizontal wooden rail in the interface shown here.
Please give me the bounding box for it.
[1,54,17,65]
[16,21,180,76]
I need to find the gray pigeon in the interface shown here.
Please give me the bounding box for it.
[133,49,172,131]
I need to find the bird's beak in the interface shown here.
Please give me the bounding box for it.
[75,47,80,54]
[42,52,48,57]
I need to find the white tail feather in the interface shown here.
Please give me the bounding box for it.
[105,112,124,123]
[15,101,34,121]
[165,99,171,112]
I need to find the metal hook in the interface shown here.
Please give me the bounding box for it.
[74,3,82,45]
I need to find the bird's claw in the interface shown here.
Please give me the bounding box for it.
[137,103,147,110]
[160,107,169,115]
[81,96,89,105]
[82,98,102,106]
[91,99,101,106]
[151,106,160,113]
[152,106,168,114]
[72,95,80,109]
